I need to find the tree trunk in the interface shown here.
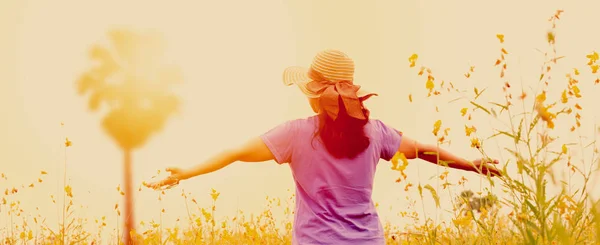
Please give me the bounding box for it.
[123,149,135,244]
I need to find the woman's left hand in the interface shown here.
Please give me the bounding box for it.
[472,158,502,177]
[144,167,186,190]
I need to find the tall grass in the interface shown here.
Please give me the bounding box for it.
[401,9,600,244]
[1,10,599,245]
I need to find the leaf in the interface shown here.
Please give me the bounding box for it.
[516,118,523,144]
[495,130,520,143]
[424,184,440,208]
[592,202,600,245]
[449,96,464,103]
[562,144,568,154]
[524,200,541,221]
[489,102,508,113]
[505,148,530,175]
[408,94,413,102]
[474,88,487,99]
[552,56,566,63]
[470,101,491,115]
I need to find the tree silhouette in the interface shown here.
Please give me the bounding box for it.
[76,29,182,244]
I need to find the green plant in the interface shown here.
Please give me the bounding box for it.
[403,9,600,244]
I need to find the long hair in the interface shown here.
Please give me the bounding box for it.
[313,97,371,159]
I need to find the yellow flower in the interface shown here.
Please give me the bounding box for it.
[453,213,472,227]
[211,188,220,201]
[535,101,556,129]
[470,138,481,148]
[460,108,468,116]
[517,213,528,222]
[561,90,568,103]
[64,185,73,198]
[408,54,418,67]
[465,125,477,136]
[426,76,435,92]
[432,120,442,136]
[391,152,409,172]
[496,34,505,43]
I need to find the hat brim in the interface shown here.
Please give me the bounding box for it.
[283,66,373,99]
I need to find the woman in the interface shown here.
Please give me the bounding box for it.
[145,50,501,244]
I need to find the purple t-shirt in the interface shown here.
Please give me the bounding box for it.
[260,116,402,245]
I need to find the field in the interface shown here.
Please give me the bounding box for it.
[2,9,600,245]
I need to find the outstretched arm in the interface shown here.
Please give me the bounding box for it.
[145,137,275,189]
[398,134,500,176]
[179,137,275,180]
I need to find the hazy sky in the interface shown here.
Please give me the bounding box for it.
[2,0,600,239]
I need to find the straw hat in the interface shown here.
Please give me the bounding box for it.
[282,50,376,120]
[282,49,372,98]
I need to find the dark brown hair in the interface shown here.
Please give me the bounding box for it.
[313,97,371,159]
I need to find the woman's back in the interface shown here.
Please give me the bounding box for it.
[145,49,501,244]
[146,50,501,244]
[261,115,402,244]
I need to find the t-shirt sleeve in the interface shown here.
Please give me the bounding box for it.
[259,120,297,164]
[377,120,403,161]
